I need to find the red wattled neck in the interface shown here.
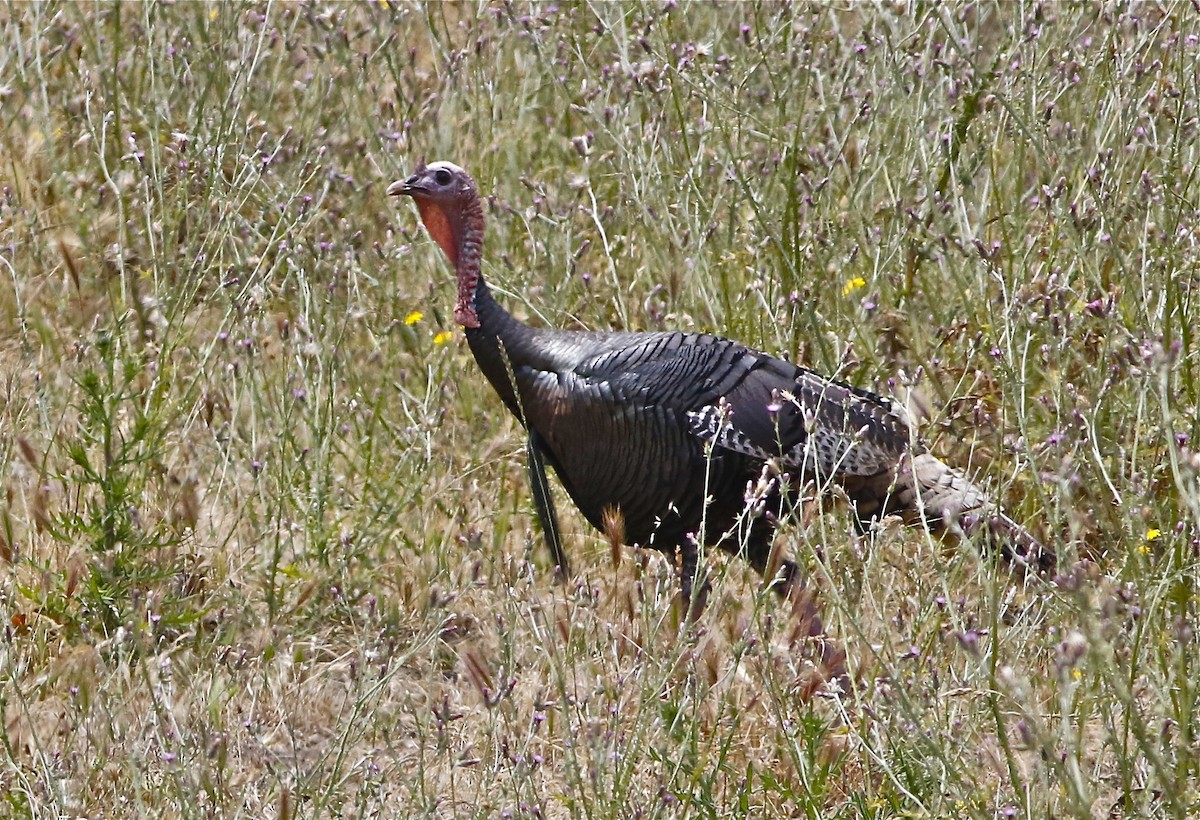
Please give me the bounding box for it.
[452,193,485,329]
[415,194,485,329]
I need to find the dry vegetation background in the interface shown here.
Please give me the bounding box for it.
[1,1,1199,817]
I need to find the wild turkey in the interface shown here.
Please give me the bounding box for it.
[388,161,1054,614]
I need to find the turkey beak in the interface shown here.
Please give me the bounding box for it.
[386,175,420,197]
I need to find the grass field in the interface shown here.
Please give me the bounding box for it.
[2,2,1198,817]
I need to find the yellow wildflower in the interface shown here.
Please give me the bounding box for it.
[404,311,424,326]
[842,276,866,296]
[433,331,453,345]
[1136,527,1160,556]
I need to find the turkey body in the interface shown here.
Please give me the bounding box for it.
[389,161,1053,612]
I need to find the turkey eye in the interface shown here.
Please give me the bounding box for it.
[435,169,452,185]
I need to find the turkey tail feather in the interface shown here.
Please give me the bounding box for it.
[893,453,1055,572]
